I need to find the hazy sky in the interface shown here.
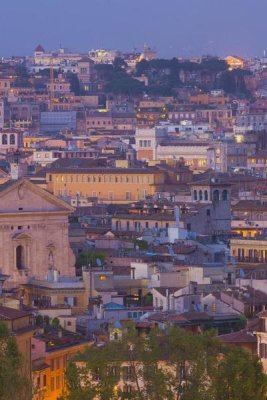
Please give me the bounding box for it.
[1,0,267,58]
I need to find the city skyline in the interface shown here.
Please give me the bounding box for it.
[1,0,267,58]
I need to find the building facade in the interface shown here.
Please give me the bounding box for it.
[0,179,75,288]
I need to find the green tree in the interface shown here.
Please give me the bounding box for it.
[76,250,106,268]
[67,72,80,95]
[113,57,127,70]
[13,64,32,87]
[105,77,144,96]
[43,315,50,329]
[216,69,251,96]
[61,327,267,400]
[35,314,44,327]
[51,317,60,329]
[212,346,267,400]
[61,342,123,400]
[0,323,32,400]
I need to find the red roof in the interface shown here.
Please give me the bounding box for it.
[35,44,45,53]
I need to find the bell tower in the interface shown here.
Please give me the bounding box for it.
[190,174,231,236]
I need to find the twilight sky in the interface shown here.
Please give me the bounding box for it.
[1,0,267,58]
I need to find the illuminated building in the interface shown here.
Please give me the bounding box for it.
[225,55,245,70]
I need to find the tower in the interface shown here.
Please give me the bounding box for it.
[190,173,231,236]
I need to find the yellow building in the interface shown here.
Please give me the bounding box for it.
[23,276,87,314]
[225,56,245,71]
[32,333,93,400]
[46,167,165,203]
[24,136,50,149]
[231,238,267,264]
[0,305,35,378]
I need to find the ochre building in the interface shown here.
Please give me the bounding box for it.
[46,167,165,203]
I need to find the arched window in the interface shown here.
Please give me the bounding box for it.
[16,245,25,270]
[213,189,220,202]
[222,189,228,201]
[204,190,208,201]
[193,190,197,201]
[199,190,203,201]
[10,134,15,145]
[2,134,7,145]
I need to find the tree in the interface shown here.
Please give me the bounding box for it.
[61,342,123,400]
[105,77,144,96]
[211,346,267,400]
[216,69,251,96]
[13,64,32,87]
[0,323,32,400]
[200,57,228,72]
[35,314,44,327]
[113,57,127,70]
[61,327,267,400]
[43,315,50,329]
[76,250,106,268]
[67,72,80,96]
[51,317,60,329]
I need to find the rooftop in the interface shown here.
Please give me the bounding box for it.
[218,330,256,344]
[0,306,31,320]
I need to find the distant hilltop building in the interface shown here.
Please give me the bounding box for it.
[88,45,156,65]
[33,44,83,67]
[34,44,45,57]
[137,44,156,62]
[225,55,245,70]
[88,49,119,64]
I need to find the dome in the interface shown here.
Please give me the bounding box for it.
[35,44,45,53]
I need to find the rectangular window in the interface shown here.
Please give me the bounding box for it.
[94,367,101,381]
[51,377,55,391]
[125,192,131,201]
[143,189,147,199]
[56,375,60,390]
[122,366,135,381]
[106,366,119,378]
[260,343,267,358]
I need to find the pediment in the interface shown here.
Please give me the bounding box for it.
[0,179,74,214]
